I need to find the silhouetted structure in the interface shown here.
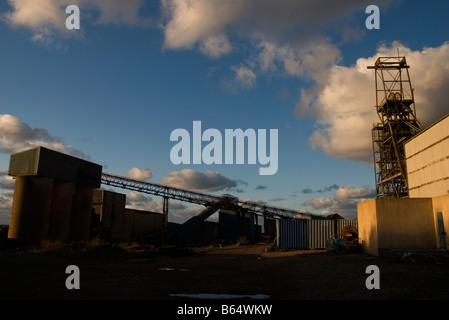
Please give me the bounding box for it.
[369,56,423,198]
[7,147,102,245]
[7,147,313,247]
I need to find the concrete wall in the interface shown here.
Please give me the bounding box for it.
[376,198,436,250]
[357,199,379,255]
[124,208,164,237]
[8,176,55,245]
[358,198,437,255]
[8,175,96,246]
[93,189,164,242]
[405,113,449,198]
[48,181,76,241]
[358,113,449,255]
[431,193,449,249]
[70,185,94,241]
[93,189,127,240]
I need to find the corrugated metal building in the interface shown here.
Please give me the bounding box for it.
[277,219,307,248]
[307,220,335,249]
[276,218,358,249]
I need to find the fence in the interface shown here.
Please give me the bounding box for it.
[276,218,358,249]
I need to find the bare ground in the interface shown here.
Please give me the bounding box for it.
[1,242,448,303]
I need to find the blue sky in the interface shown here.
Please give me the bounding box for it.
[1,0,449,224]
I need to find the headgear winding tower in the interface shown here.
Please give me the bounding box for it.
[369,56,422,198]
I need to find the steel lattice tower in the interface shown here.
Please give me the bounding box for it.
[368,56,423,198]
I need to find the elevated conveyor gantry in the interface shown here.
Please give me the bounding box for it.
[100,172,310,220]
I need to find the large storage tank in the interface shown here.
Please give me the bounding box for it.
[7,146,102,246]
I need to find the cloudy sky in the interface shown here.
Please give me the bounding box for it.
[1,0,449,224]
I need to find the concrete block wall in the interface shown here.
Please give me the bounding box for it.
[431,193,449,249]
[357,198,439,255]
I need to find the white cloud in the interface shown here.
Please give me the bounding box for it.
[128,191,152,203]
[3,0,150,43]
[161,0,391,53]
[199,33,232,58]
[161,169,241,193]
[232,65,256,89]
[0,114,90,223]
[0,195,13,224]
[303,185,375,218]
[159,0,396,74]
[299,41,449,164]
[161,1,440,166]
[161,0,241,53]
[5,0,68,29]
[126,190,202,224]
[0,175,15,190]
[0,114,88,159]
[0,170,13,224]
[303,197,334,210]
[257,40,342,79]
[4,0,80,43]
[158,1,449,168]
[334,185,375,200]
[125,167,154,181]
[224,39,341,94]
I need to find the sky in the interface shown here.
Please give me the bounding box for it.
[1,0,449,224]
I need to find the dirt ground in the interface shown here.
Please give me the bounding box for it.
[1,241,448,304]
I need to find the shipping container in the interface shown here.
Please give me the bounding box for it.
[307,220,334,249]
[276,218,358,249]
[277,219,307,248]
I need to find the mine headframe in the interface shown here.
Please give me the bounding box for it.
[368,56,423,198]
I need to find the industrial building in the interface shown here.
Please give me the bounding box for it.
[405,113,449,198]
[5,146,268,247]
[3,145,364,250]
[7,146,102,245]
[274,216,358,250]
[218,209,261,243]
[92,189,165,242]
[358,57,449,255]
[8,54,448,255]
[358,113,449,255]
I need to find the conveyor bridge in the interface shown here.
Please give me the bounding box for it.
[100,172,310,220]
